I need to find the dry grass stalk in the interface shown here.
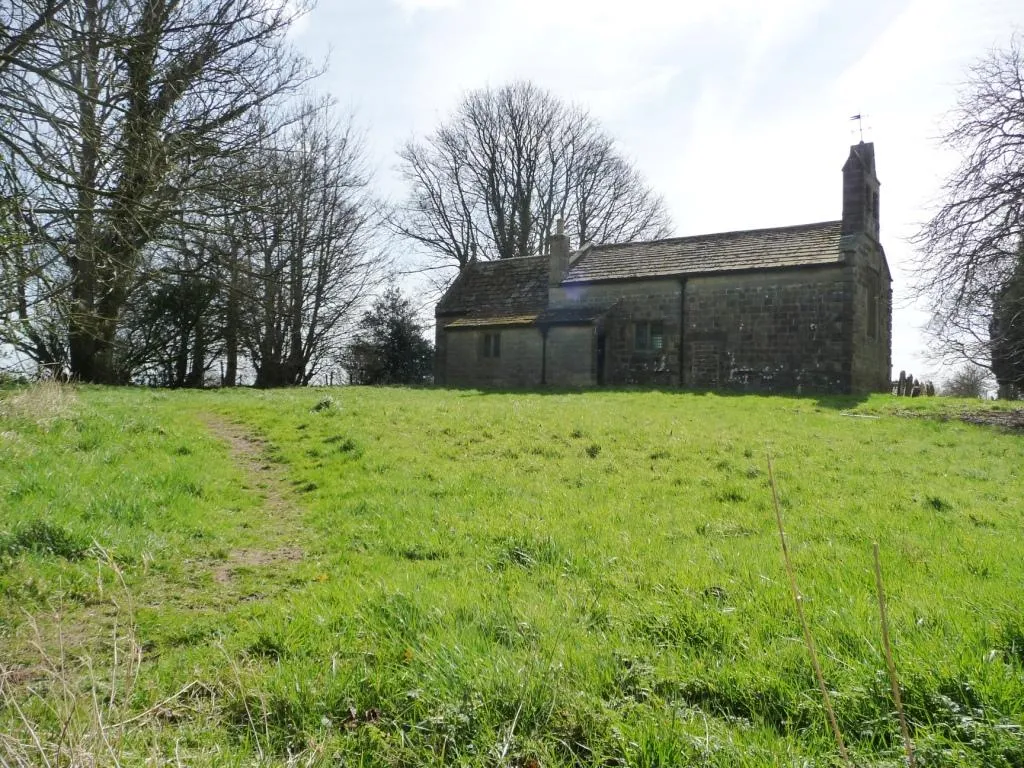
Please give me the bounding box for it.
[873,542,916,767]
[0,551,206,767]
[0,380,77,427]
[218,641,269,762]
[0,609,138,767]
[767,453,852,767]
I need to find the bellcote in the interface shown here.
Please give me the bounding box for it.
[841,142,880,241]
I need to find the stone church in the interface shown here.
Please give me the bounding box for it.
[434,142,891,393]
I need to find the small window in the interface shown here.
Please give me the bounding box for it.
[634,321,664,351]
[482,332,501,358]
[866,274,880,340]
[867,293,878,339]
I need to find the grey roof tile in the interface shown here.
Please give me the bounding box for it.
[563,221,843,283]
[436,256,547,318]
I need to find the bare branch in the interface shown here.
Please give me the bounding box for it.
[912,32,1024,397]
[390,81,671,275]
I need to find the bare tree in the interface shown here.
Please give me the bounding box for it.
[0,0,67,74]
[392,81,671,274]
[104,103,384,389]
[235,106,384,388]
[912,34,1024,392]
[0,0,314,382]
[941,364,991,398]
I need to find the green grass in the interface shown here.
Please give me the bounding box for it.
[1,384,1022,766]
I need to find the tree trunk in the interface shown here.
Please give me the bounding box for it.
[68,324,97,382]
[187,318,205,388]
[174,323,189,387]
[223,253,239,387]
[68,0,102,383]
[286,234,304,385]
[69,320,121,384]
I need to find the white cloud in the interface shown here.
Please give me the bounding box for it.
[391,0,824,114]
[390,0,461,15]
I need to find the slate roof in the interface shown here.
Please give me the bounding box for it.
[436,256,547,319]
[562,221,844,284]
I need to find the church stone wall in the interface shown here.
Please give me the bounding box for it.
[438,326,543,388]
[545,326,596,387]
[437,260,891,394]
[550,279,683,386]
[683,266,855,393]
[846,236,893,393]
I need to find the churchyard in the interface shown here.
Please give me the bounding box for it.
[1,383,1022,766]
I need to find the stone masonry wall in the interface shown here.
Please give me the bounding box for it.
[683,266,854,393]
[550,280,683,386]
[439,263,888,394]
[546,326,596,386]
[845,235,892,392]
[440,326,543,388]
[433,321,448,385]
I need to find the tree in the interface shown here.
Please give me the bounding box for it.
[0,0,66,75]
[0,152,68,375]
[941,364,990,398]
[109,103,384,389]
[912,35,1024,393]
[118,235,223,387]
[392,81,671,275]
[342,287,433,385]
[0,0,313,382]
[990,244,1024,398]
[236,107,382,388]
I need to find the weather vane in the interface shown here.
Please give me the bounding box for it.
[850,113,867,142]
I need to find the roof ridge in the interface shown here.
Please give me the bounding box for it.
[593,220,842,251]
[473,254,545,267]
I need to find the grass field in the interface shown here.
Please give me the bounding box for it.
[1,384,1022,766]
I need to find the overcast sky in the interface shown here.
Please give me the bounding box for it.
[293,0,1020,380]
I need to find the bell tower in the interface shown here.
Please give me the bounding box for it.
[841,142,880,241]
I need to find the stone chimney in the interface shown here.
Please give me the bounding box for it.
[841,142,880,241]
[548,217,570,287]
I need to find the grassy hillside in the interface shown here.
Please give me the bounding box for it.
[1,384,1022,766]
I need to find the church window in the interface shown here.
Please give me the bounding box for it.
[866,277,879,340]
[482,332,501,358]
[635,321,664,351]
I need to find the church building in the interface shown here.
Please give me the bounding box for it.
[433,143,892,394]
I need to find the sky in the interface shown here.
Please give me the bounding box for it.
[293,0,1020,381]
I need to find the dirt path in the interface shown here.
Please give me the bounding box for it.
[959,409,1024,432]
[197,414,305,585]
